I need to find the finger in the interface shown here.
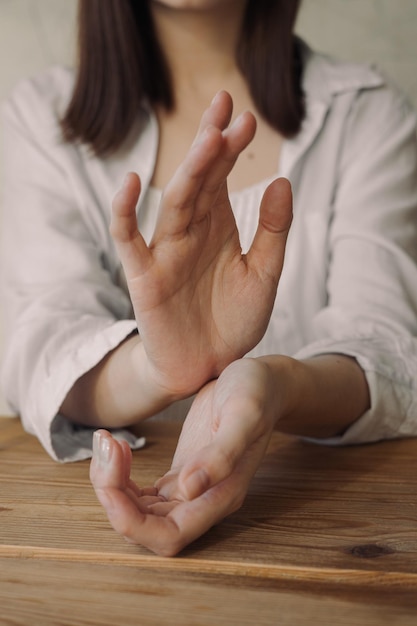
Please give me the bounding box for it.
[246,177,293,283]
[90,430,129,489]
[120,439,133,485]
[112,451,257,555]
[110,172,150,279]
[153,99,254,240]
[191,110,257,223]
[118,440,160,500]
[90,430,150,513]
[104,465,253,556]
[153,124,224,239]
[94,481,187,557]
[132,494,168,514]
[157,110,256,235]
[194,91,233,140]
[154,468,180,496]
[207,110,257,187]
[90,432,181,553]
[191,91,243,207]
[146,500,181,516]
[110,172,142,242]
[165,474,249,550]
[177,399,267,501]
[132,485,160,498]
[129,483,240,555]
[90,433,248,556]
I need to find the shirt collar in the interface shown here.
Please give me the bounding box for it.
[300,39,384,104]
[280,41,385,178]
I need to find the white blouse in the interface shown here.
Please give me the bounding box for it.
[2,45,417,461]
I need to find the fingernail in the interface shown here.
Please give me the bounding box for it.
[93,430,111,465]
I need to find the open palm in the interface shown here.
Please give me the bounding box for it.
[111,91,292,398]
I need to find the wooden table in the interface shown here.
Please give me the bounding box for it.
[0,416,416,625]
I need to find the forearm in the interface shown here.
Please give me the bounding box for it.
[259,353,370,439]
[60,334,178,428]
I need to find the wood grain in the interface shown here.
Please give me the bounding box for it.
[1,418,417,625]
[1,558,416,626]
[1,420,416,575]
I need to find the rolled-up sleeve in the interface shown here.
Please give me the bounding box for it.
[0,76,143,461]
[295,85,417,444]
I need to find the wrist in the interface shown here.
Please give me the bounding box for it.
[130,338,185,409]
[255,354,301,427]
[257,353,369,438]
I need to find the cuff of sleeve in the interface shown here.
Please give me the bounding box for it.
[30,319,141,462]
[50,415,145,463]
[293,337,417,446]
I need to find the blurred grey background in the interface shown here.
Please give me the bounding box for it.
[0,0,416,415]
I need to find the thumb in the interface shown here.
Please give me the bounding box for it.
[246,177,293,284]
[177,405,265,500]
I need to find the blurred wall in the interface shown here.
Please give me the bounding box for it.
[0,0,416,415]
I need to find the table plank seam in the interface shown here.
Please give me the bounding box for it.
[1,544,417,588]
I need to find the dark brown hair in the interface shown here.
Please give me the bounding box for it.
[61,0,304,156]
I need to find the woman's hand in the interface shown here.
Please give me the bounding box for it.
[111,91,292,399]
[90,358,280,556]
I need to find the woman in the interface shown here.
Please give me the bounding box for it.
[2,0,417,555]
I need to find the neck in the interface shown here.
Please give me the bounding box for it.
[150,1,247,101]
